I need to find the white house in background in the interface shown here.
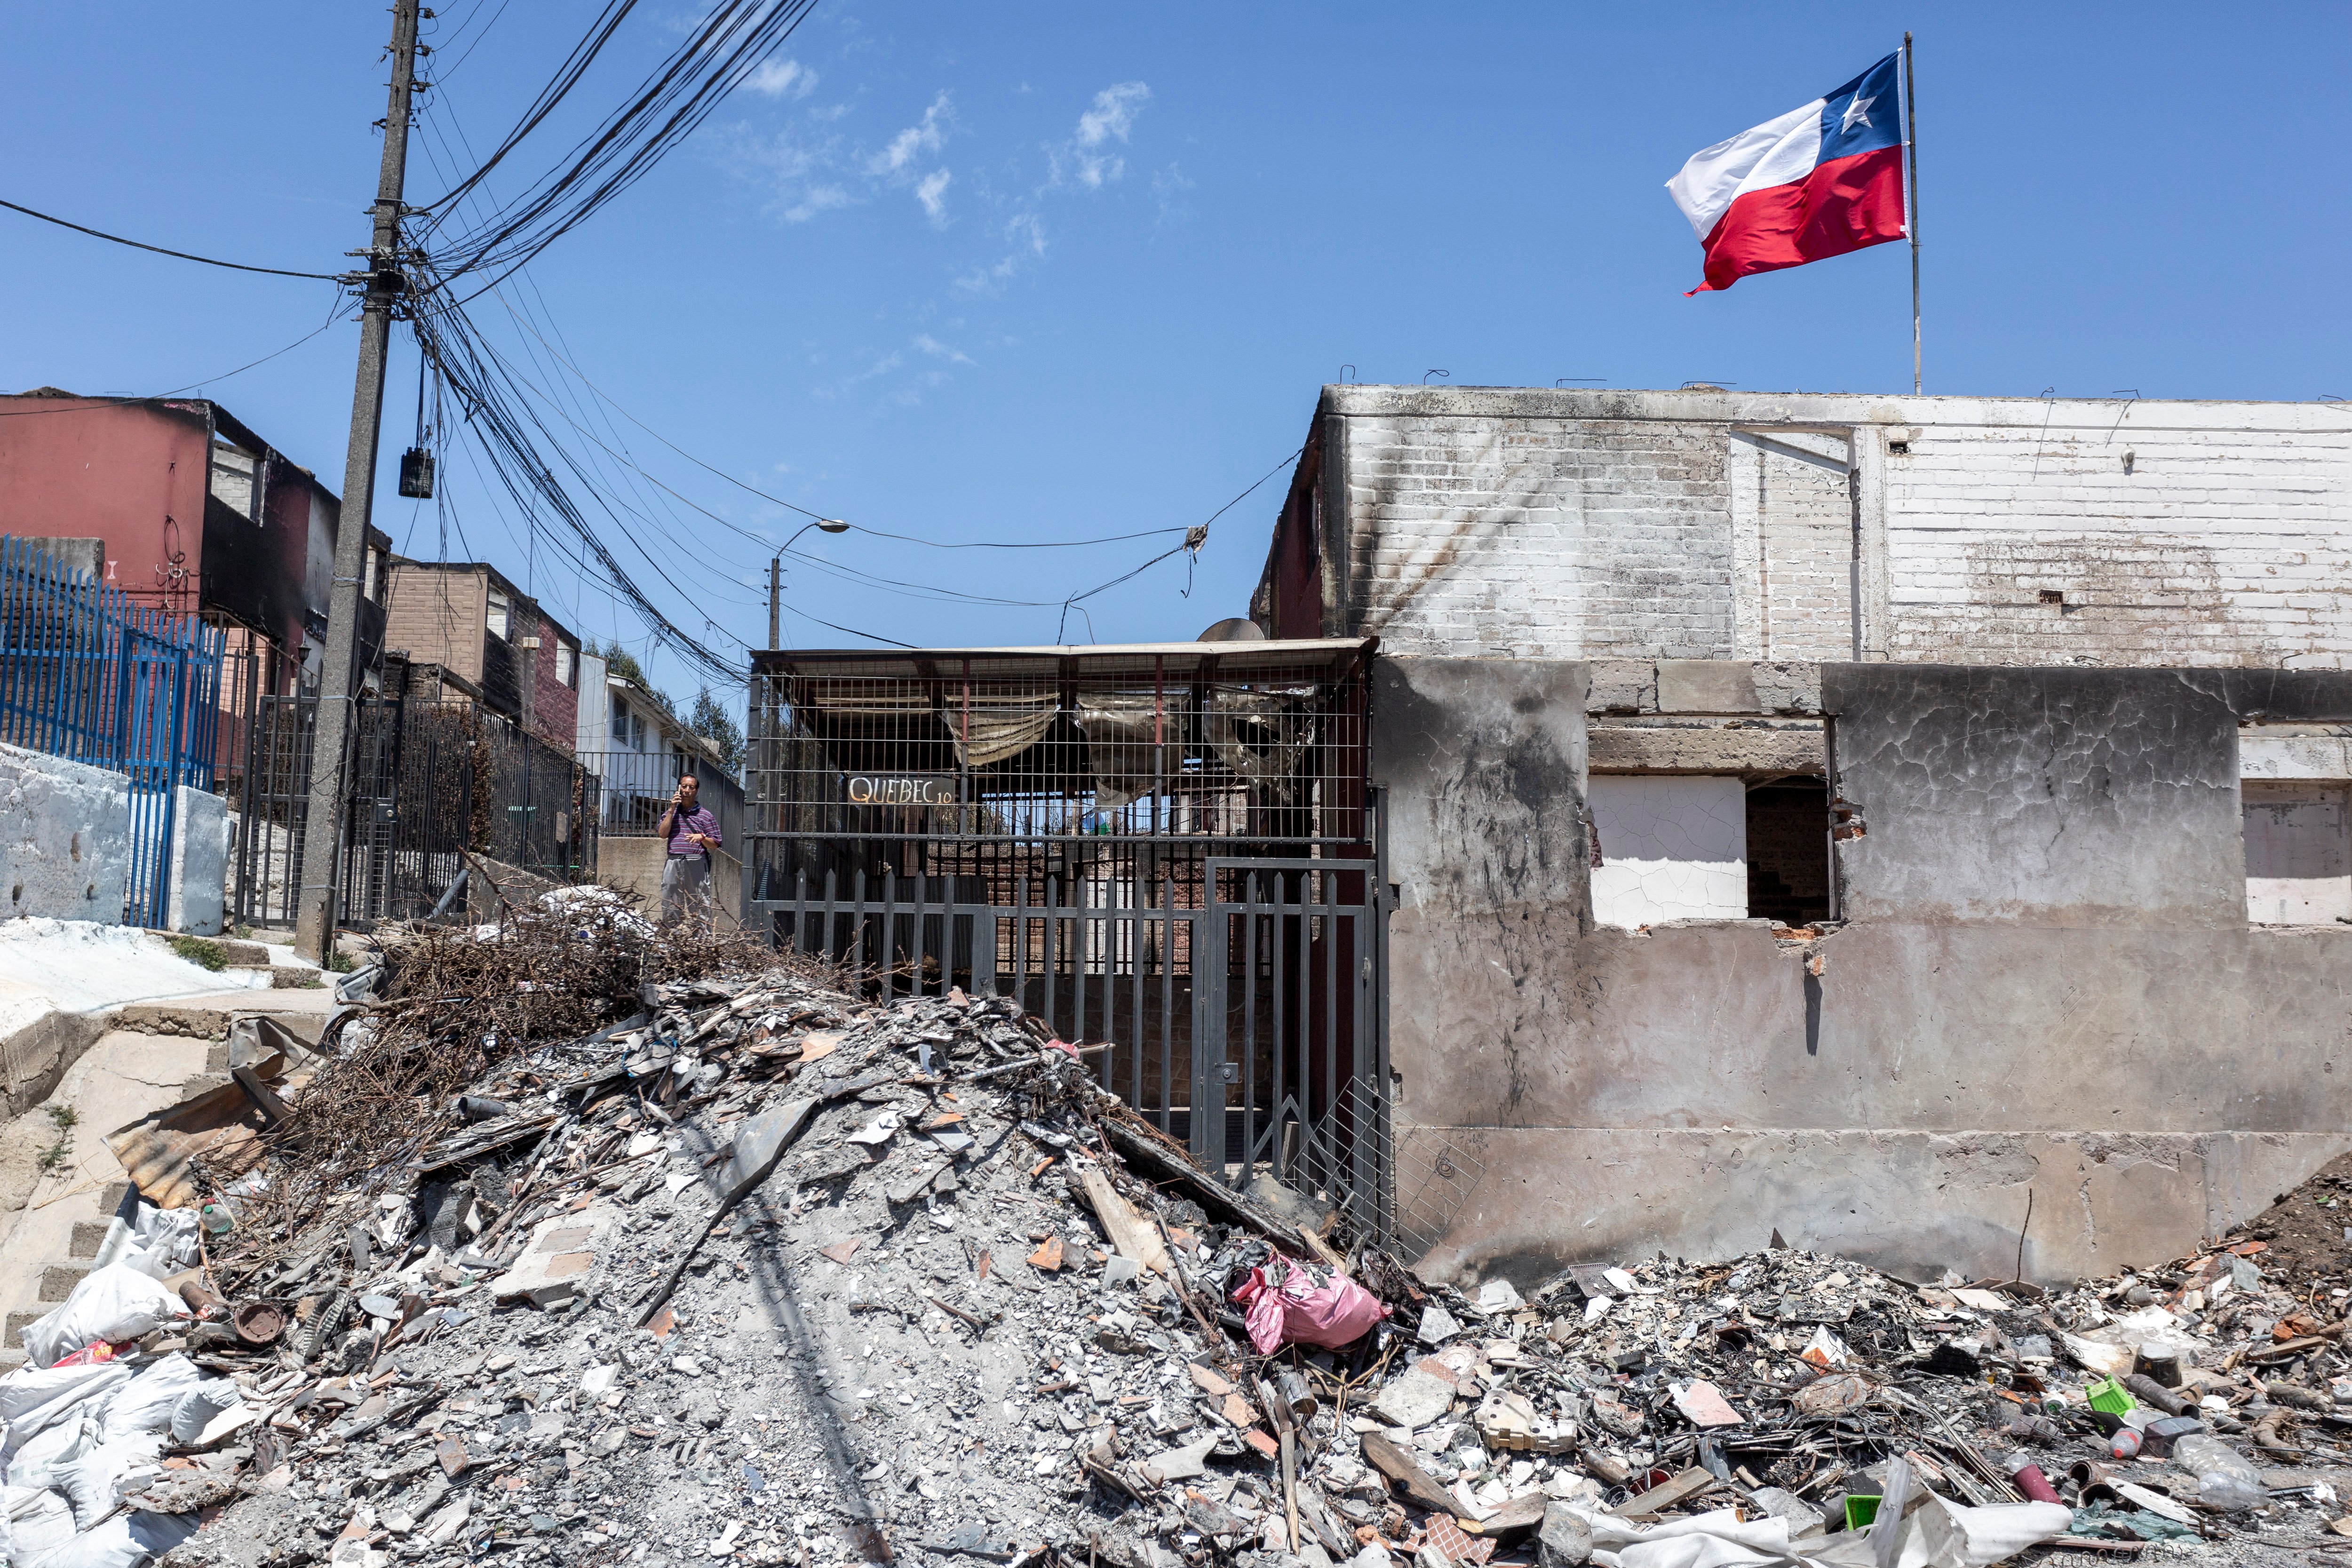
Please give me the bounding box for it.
[578,670,731,836]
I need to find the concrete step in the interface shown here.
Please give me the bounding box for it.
[0,1350,24,1376]
[38,1263,89,1303]
[219,941,272,966]
[225,965,324,991]
[70,1220,110,1259]
[6,1310,43,1340]
[109,990,336,1043]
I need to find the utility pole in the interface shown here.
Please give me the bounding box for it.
[295,0,424,962]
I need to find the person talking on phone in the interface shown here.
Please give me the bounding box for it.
[657,772,722,924]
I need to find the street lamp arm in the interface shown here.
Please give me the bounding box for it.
[766,517,850,651]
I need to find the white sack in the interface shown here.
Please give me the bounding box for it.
[17,1267,189,1371]
[1571,1496,2071,1568]
[4,1412,97,1491]
[88,1204,201,1283]
[0,1361,131,1466]
[167,1380,239,1445]
[56,1433,166,1531]
[5,1482,79,1566]
[35,1508,199,1568]
[96,1357,205,1443]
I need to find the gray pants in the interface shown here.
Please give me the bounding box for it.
[660,854,711,923]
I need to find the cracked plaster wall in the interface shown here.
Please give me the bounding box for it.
[1377,655,2352,1288]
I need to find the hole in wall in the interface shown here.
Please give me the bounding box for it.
[1747,781,1831,926]
[2039,589,2066,606]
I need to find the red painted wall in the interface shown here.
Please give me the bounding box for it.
[0,398,211,608]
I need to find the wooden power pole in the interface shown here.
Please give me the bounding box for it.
[295,0,424,961]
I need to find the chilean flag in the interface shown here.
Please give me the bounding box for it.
[1667,52,1907,294]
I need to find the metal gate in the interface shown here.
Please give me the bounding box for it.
[234,692,602,931]
[768,836,1399,1239]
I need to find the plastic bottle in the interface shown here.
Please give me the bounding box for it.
[198,1202,234,1236]
[2171,1433,2267,1512]
[2001,1452,2061,1504]
[2108,1427,2142,1460]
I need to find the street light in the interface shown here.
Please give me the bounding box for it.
[767,518,850,650]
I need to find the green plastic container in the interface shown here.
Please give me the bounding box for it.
[2084,1376,2136,1416]
[1844,1496,1883,1531]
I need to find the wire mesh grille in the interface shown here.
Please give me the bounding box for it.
[747,644,1373,870]
[1286,1077,1486,1264]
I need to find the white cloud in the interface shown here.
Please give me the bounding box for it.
[1078,81,1149,148]
[871,92,954,175]
[953,211,1049,296]
[713,122,858,223]
[912,334,974,366]
[1054,81,1150,188]
[914,168,952,226]
[1152,161,1195,223]
[746,57,815,99]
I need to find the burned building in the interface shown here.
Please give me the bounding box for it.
[1244,383,2352,1285]
[746,384,2352,1287]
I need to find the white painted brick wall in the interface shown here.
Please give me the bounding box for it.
[1318,389,2352,668]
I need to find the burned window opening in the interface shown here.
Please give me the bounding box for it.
[1746,780,1830,927]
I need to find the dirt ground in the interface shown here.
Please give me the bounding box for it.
[2229,1151,2352,1290]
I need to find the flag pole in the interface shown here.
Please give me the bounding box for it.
[1904,31,1921,394]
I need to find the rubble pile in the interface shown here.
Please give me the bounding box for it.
[8,899,2352,1568]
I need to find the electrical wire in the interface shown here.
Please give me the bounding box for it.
[420,0,821,290]
[489,294,1192,550]
[0,298,348,419]
[0,196,342,280]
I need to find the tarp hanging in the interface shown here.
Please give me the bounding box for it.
[951,694,1058,770]
[1076,692,1188,808]
[1208,687,1316,804]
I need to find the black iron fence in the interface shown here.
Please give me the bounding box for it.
[233,693,598,930]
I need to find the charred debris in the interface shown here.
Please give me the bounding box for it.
[10,891,2352,1568]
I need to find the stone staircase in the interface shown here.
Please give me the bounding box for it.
[0,962,335,1374]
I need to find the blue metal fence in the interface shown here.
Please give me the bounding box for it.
[0,536,228,926]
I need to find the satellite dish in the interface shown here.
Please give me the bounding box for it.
[1196,617,1267,643]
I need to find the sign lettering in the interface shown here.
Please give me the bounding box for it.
[845,773,957,807]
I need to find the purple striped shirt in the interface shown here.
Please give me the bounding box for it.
[666,804,720,856]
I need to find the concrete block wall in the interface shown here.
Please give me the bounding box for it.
[0,743,129,922]
[1375,654,2352,1288]
[1303,387,2352,671]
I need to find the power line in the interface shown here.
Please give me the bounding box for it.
[420,0,822,288]
[490,296,1194,550]
[0,299,348,419]
[0,196,342,280]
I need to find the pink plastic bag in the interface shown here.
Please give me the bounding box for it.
[1231,1253,1389,1353]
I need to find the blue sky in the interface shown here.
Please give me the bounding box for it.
[5,3,2347,704]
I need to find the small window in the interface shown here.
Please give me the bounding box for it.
[611,692,629,746]
[486,589,510,640]
[556,644,575,687]
[1588,775,1748,927]
[2245,781,2351,925]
